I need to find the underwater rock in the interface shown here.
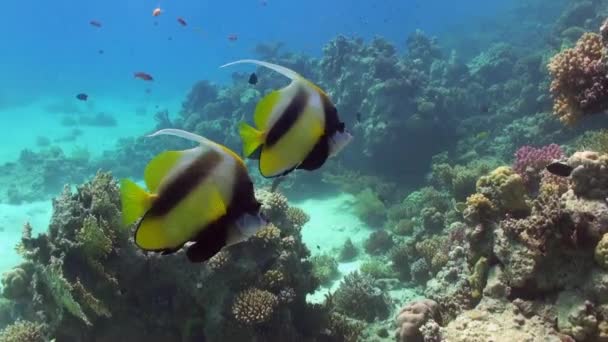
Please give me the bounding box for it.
[424,246,473,321]
[556,291,599,341]
[568,151,608,199]
[441,297,562,341]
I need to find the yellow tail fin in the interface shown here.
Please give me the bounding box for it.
[120,179,153,226]
[238,122,264,157]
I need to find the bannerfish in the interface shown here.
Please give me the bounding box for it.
[76,93,88,101]
[177,17,187,26]
[134,72,154,81]
[546,161,574,177]
[120,128,267,262]
[248,72,258,85]
[221,59,353,178]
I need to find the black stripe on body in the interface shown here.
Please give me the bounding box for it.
[186,162,262,262]
[265,86,309,147]
[148,149,222,217]
[297,136,329,171]
[297,92,340,171]
[320,92,342,135]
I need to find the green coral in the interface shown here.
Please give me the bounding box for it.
[359,259,393,279]
[476,166,529,214]
[574,129,608,154]
[311,254,340,286]
[353,188,386,227]
[595,233,608,269]
[468,257,489,300]
[339,238,358,262]
[73,279,111,318]
[40,259,90,325]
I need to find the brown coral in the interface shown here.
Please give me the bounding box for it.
[0,320,44,342]
[548,32,608,125]
[395,299,439,342]
[232,288,278,325]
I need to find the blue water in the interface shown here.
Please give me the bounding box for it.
[1,0,512,104]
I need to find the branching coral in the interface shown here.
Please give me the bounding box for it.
[354,188,387,227]
[333,272,391,322]
[310,254,340,286]
[0,320,45,342]
[39,258,90,325]
[513,144,564,189]
[339,238,358,261]
[364,230,394,255]
[231,288,278,325]
[548,32,608,125]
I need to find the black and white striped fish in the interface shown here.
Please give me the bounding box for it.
[120,129,266,262]
[221,59,353,178]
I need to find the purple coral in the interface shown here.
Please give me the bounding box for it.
[513,144,564,188]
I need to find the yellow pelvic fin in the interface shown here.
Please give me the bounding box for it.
[135,181,227,251]
[254,90,282,129]
[144,150,184,193]
[239,122,265,157]
[120,179,154,226]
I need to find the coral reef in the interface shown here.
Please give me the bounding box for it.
[395,299,439,342]
[548,31,608,125]
[1,172,323,341]
[333,272,391,322]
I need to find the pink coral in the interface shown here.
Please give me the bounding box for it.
[513,144,564,188]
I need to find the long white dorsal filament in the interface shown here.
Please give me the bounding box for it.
[148,128,214,146]
[220,59,302,81]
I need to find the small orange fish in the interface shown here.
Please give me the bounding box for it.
[152,7,162,17]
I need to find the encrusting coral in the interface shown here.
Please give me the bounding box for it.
[395,299,440,342]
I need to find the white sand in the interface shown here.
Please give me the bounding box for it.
[0,201,52,273]
[0,96,181,162]
[294,193,375,304]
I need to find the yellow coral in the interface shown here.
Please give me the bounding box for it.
[0,320,45,342]
[415,236,448,272]
[468,257,489,300]
[261,269,285,289]
[595,233,608,269]
[252,223,282,247]
[476,166,528,213]
[286,207,310,230]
